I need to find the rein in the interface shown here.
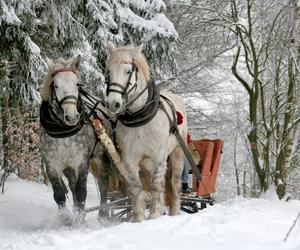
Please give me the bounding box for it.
[78,87,111,120]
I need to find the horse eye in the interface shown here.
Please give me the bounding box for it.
[127,69,132,74]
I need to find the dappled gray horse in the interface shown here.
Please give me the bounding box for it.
[40,56,111,223]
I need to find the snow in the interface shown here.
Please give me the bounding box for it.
[119,7,177,39]
[0,175,300,250]
[121,0,166,13]
[184,94,216,116]
[0,0,21,25]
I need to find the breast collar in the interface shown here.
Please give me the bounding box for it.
[40,96,86,138]
[117,79,160,127]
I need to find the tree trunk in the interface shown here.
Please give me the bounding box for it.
[274,56,297,199]
[233,133,241,195]
[274,0,300,199]
[0,96,9,169]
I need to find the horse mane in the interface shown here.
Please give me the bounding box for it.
[41,57,79,101]
[107,46,150,82]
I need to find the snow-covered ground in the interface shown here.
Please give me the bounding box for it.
[0,175,300,250]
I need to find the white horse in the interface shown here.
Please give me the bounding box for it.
[105,42,187,222]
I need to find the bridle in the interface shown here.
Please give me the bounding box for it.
[50,67,80,109]
[106,61,138,104]
[106,60,151,112]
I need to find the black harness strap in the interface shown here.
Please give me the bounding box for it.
[106,62,138,100]
[40,99,86,138]
[118,80,160,127]
[159,95,202,182]
[78,87,110,120]
[58,95,78,106]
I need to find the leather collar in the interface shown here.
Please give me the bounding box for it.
[40,97,86,138]
[117,80,160,127]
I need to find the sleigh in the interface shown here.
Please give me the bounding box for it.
[86,137,224,219]
[180,139,224,213]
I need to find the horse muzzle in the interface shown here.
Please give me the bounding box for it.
[107,100,121,111]
[62,104,80,126]
[63,112,80,126]
[106,99,124,116]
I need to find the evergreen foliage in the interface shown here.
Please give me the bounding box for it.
[0,0,177,106]
[0,0,177,183]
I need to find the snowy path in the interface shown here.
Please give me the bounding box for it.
[0,175,300,250]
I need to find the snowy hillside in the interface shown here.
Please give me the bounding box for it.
[0,175,299,250]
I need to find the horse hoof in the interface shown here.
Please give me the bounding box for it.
[74,212,86,225]
[169,208,180,216]
[133,215,145,222]
[169,211,180,216]
[98,208,110,218]
[148,212,161,220]
[58,208,73,226]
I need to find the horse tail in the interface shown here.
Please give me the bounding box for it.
[165,157,174,208]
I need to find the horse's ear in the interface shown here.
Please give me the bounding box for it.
[131,44,144,58]
[107,41,116,55]
[71,55,81,70]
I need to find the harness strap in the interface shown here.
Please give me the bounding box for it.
[52,67,76,78]
[59,95,78,106]
[118,80,160,127]
[78,87,110,120]
[89,137,100,159]
[106,61,138,101]
[40,100,85,138]
[159,95,202,182]
[109,82,126,92]
[124,81,150,109]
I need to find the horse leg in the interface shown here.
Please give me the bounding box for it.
[63,167,78,206]
[126,162,145,222]
[149,161,166,220]
[168,145,185,216]
[74,164,89,212]
[45,165,74,225]
[47,169,66,208]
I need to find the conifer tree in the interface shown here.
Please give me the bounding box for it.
[0,0,178,182]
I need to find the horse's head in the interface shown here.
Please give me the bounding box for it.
[105,42,150,115]
[42,56,82,126]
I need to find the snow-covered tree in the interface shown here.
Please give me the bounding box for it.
[0,0,178,184]
[166,0,300,199]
